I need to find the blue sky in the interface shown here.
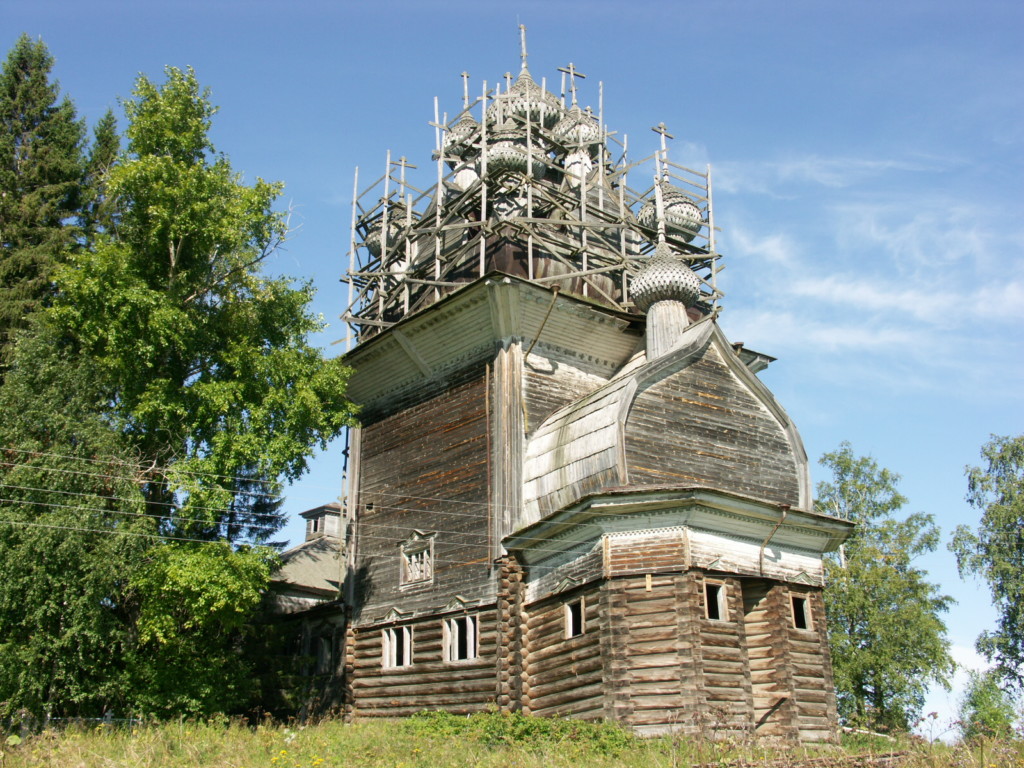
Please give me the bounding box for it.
[4,0,1022,733]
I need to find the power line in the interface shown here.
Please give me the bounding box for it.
[0,479,289,522]
[0,516,259,546]
[0,496,280,541]
[1,446,284,499]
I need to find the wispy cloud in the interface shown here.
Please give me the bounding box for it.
[721,309,927,354]
[714,154,946,196]
[728,226,800,266]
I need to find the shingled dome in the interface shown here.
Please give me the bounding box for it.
[637,185,703,243]
[486,68,563,128]
[630,241,703,312]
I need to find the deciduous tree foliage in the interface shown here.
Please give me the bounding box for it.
[0,34,85,365]
[51,66,355,539]
[957,669,1018,742]
[952,434,1024,687]
[817,442,954,731]
[130,541,277,715]
[0,60,355,718]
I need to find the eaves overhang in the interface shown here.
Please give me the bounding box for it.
[503,485,853,568]
[341,272,642,412]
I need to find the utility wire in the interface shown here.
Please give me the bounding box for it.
[0,497,279,543]
[1,447,284,499]
[0,517,263,546]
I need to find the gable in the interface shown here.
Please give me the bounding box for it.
[624,340,802,508]
[519,319,810,529]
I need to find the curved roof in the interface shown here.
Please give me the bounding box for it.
[519,317,810,530]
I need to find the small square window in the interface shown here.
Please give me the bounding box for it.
[791,595,812,631]
[443,615,478,662]
[382,626,413,668]
[705,582,727,621]
[565,598,585,638]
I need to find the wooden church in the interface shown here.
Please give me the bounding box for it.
[293,33,853,739]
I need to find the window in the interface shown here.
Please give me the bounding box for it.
[443,615,478,661]
[791,595,812,631]
[704,581,727,621]
[565,598,585,638]
[382,626,413,668]
[400,534,434,586]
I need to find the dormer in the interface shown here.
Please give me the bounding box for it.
[301,502,343,542]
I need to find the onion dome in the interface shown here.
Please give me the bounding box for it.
[486,68,563,129]
[630,241,703,313]
[485,127,546,180]
[443,112,479,159]
[362,202,411,258]
[637,185,703,243]
[553,105,601,156]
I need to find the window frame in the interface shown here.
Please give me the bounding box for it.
[315,634,333,675]
[790,593,813,631]
[382,625,413,668]
[443,614,479,662]
[400,534,435,587]
[565,597,586,639]
[704,580,728,621]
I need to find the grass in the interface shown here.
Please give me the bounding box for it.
[1,712,1022,768]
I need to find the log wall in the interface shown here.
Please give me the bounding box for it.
[517,531,838,740]
[524,585,604,719]
[351,608,499,717]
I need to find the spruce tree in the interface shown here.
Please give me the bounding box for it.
[0,34,85,364]
[80,108,119,237]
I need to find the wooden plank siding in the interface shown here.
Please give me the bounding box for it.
[624,344,801,508]
[354,367,494,622]
[523,354,609,439]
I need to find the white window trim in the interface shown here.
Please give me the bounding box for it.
[704,580,728,621]
[382,625,413,668]
[443,614,479,662]
[400,534,435,587]
[564,597,586,639]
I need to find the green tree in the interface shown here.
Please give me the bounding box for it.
[79,108,119,237]
[0,34,85,364]
[817,442,954,731]
[50,66,355,538]
[958,669,1018,742]
[951,434,1024,687]
[0,322,150,718]
[0,65,355,719]
[129,540,276,715]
